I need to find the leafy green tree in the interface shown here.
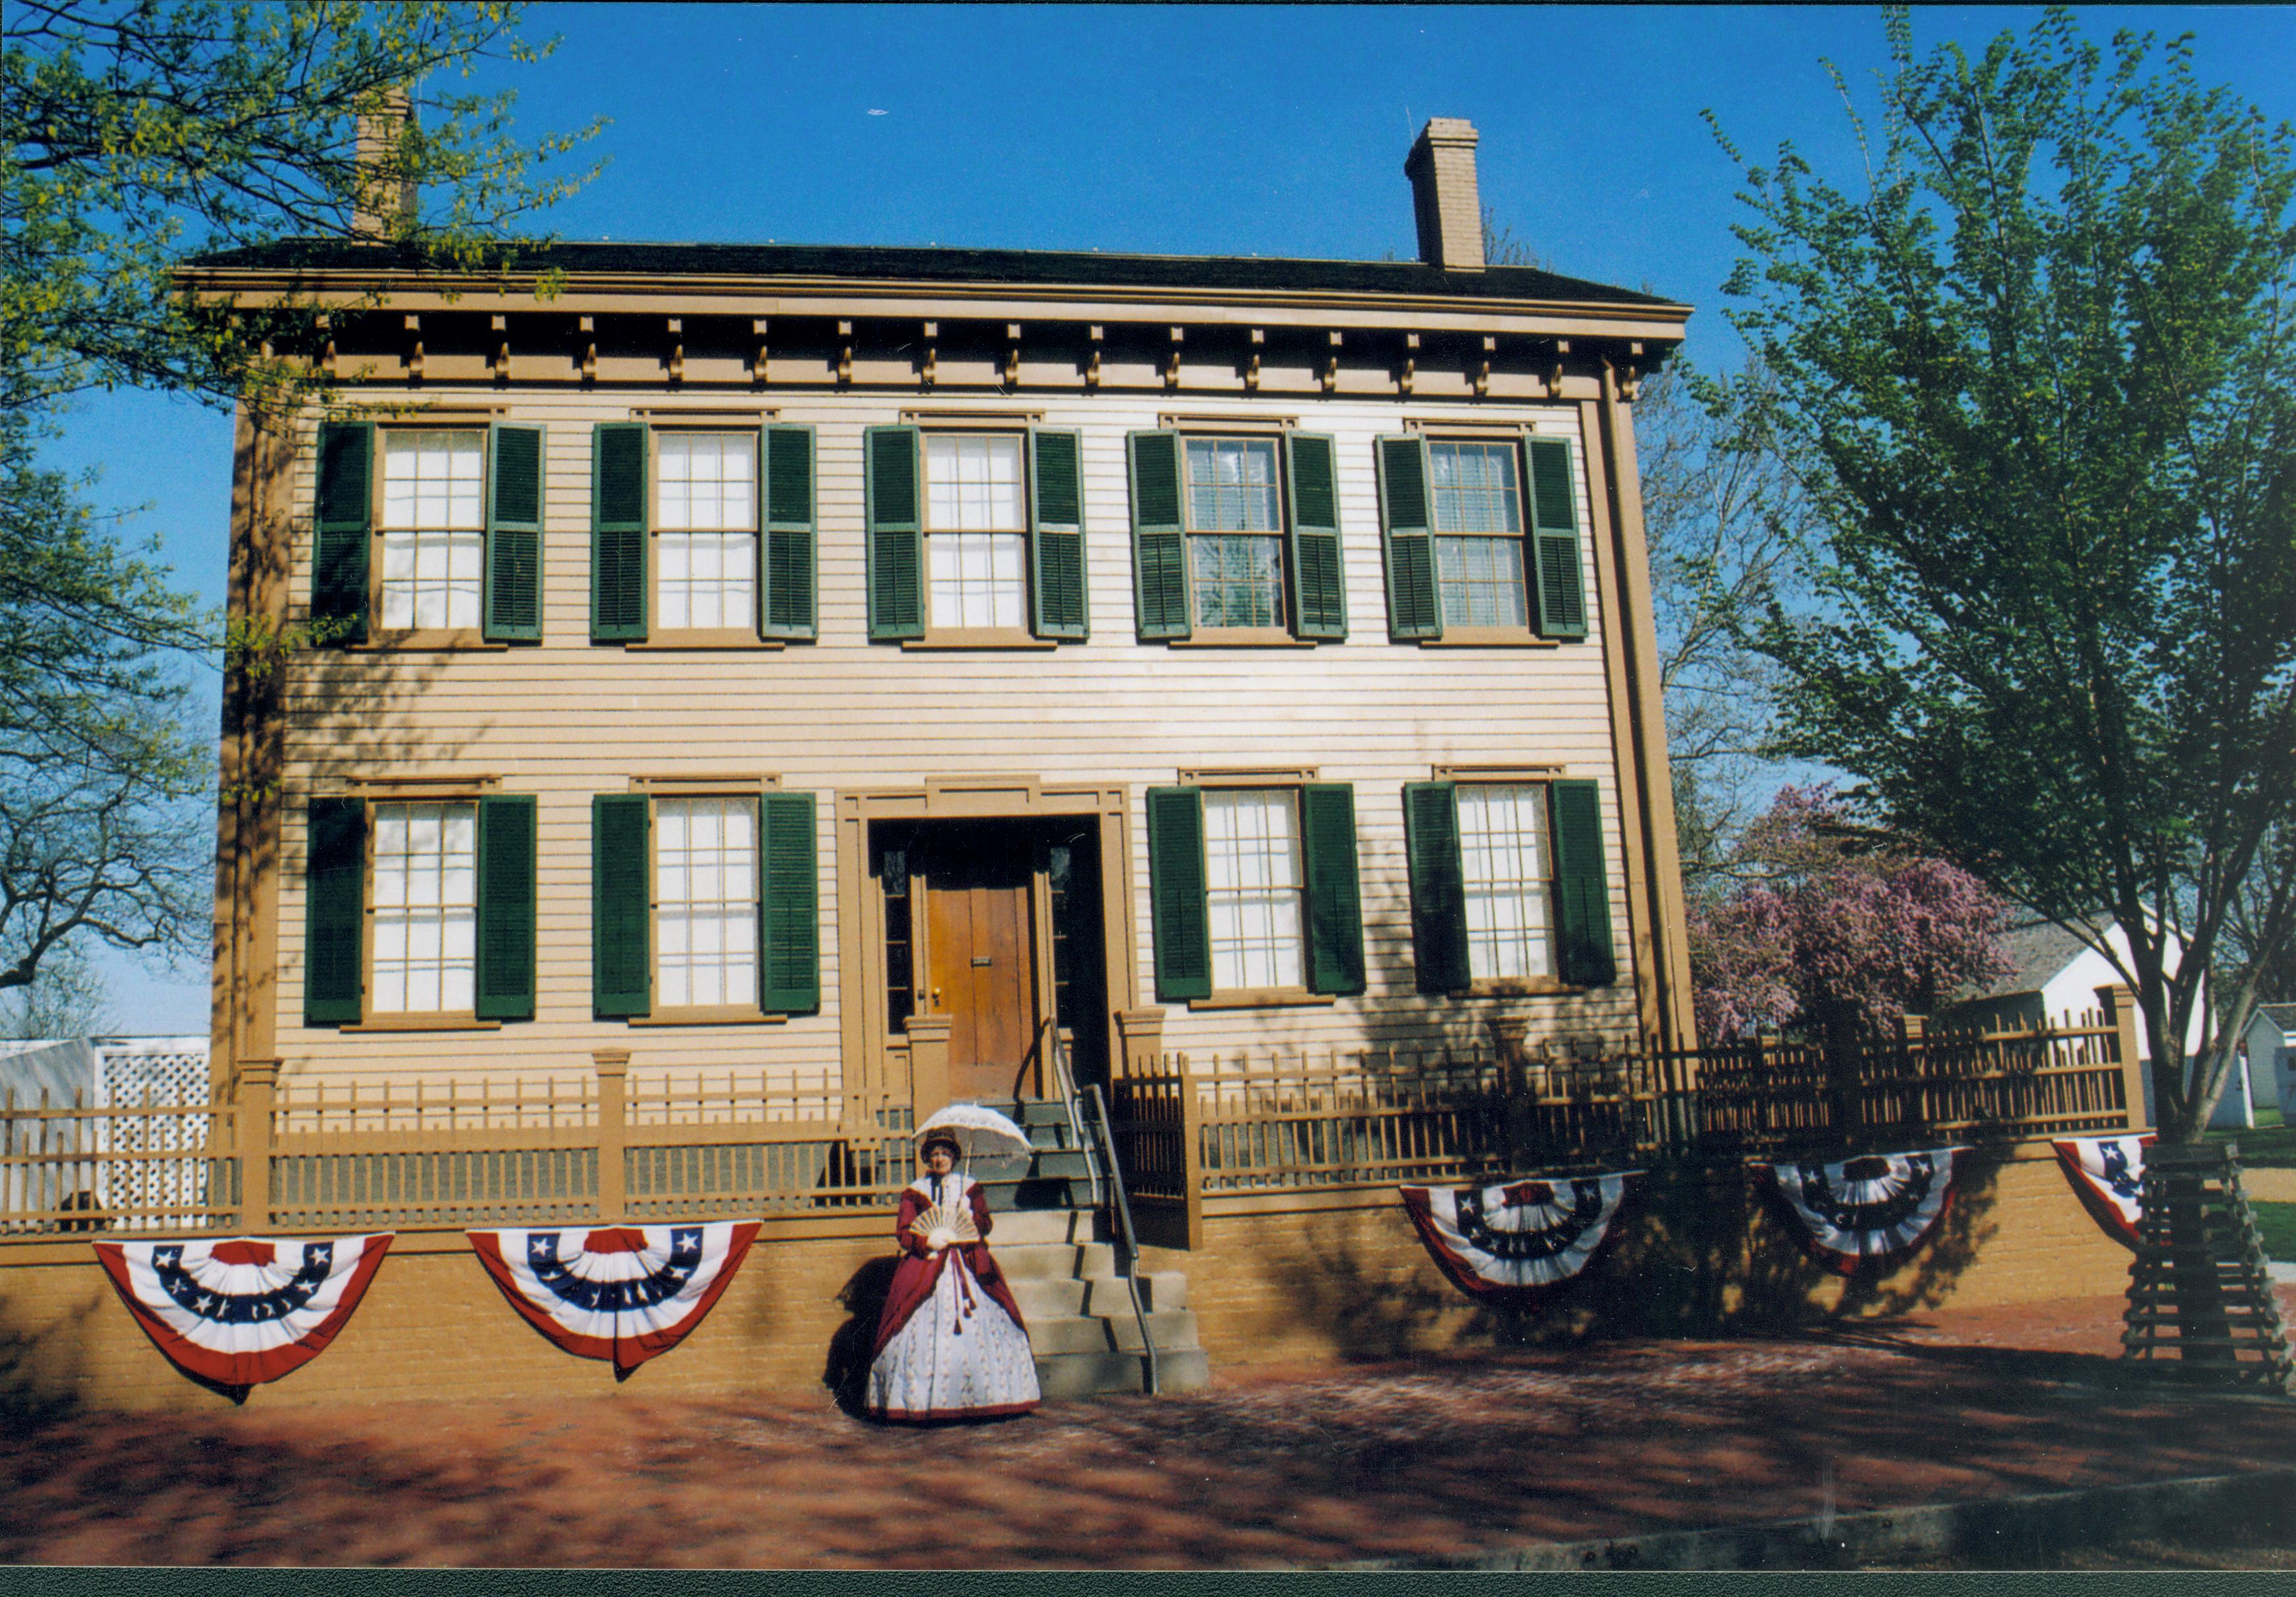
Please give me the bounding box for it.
[0,3,598,1004]
[1710,8,2296,1142]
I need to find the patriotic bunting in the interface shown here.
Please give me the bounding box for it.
[1401,1173,1639,1302]
[1766,1148,1964,1274]
[468,1221,760,1373]
[92,1234,393,1388]
[2051,1135,2153,1249]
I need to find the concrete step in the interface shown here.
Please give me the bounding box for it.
[992,1240,1116,1280]
[1009,1276,1088,1318]
[988,1208,1099,1246]
[1103,1309,1201,1355]
[979,1175,1089,1212]
[1083,1271,1189,1315]
[1032,1346,1212,1399]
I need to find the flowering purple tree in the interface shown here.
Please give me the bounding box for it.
[1688,788,2012,1043]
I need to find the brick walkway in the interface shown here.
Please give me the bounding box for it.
[6,1290,2291,1568]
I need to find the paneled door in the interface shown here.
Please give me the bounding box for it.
[921,833,1040,1101]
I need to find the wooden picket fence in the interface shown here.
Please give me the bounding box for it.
[1,1052,915,1237]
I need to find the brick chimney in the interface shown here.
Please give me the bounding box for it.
[351,88,418,236]
[1404,118,1484,273]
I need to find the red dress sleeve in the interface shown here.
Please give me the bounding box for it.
[894,1190,929,1257]
[968,1183,994,1240]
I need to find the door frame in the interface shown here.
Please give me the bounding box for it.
[834,777,1136,1126]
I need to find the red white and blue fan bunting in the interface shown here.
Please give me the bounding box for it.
[468,1221,760,1373]
[92,1234,393,1387]
[2051,1134,2153,1249]
[1766,1148,1964,1274]
[1401,1173,1639,1301]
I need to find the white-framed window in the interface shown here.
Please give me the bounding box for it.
[370,801,477,1014]
[1428,440,1528,629]
[923,433,1028,629]
[1183,437,1286,630]
[656,432,757,630]
[1203,788,1305,989]
[1456,783,1556,979]
[378,430,485,629]
[655,796,757,1009]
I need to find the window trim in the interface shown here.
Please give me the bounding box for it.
[353,792,498,1032]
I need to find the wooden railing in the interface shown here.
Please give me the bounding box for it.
[1108,991,2151,1230]
[1,1052,914,1238]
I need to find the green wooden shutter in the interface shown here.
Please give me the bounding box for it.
[865,425,924,640]
[761,424,817,641]
[1526,435,1589,640]
[1029,428,1088,640]
[1127,430,1191,641]
[1146,786,1211,1001]
[1285,432,1347,641]
[592,793,651,1017]
[1550,779,1616,985]
[304,796,365,1025]
[590,423,648,642]
[311,422,372,644]
[760,790,820,1014]
[1377,435,1442,641]
[1403,782,1469,993]
[484,423,545,642]
[1300,783,1365,995]
[474,794,537,1020]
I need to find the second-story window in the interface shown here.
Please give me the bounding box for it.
[924,434,1027,629]
[379,431,485,630]
[1428,441,1528,629]
[655,433,758,631]
[1184,438,1286,631]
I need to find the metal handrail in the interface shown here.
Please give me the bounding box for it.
[1041,1017,1102,1207]
[1082,1082,1159,1395]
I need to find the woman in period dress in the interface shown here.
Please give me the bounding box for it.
[864,1132,1042,1423]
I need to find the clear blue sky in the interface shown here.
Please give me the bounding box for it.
[43,4,2296,1032]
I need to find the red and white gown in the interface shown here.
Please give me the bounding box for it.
[864,1172,1041,1422]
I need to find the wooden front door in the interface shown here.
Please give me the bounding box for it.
[922,832,1039,1101]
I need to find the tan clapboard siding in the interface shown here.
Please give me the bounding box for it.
[269,389,1640,1087]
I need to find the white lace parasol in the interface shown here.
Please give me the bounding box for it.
[915,1102,1031,1160]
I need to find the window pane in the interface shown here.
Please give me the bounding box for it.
[381,431,484,531]
[925,435,1024,531]
[1457,784,1555,979]
[655,796,759,1010]
[370,799,479,1014]
[1183,438,1279,531]
[1190,534,1285,629]
[379,530,484,629]
[929,530,1027,628]
[657,434,756,531]
[1203,790,1305,990]
[657,531,757,629]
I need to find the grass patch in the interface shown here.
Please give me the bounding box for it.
[2209,1122,2296,1167]
[2253,1203,2296,1263]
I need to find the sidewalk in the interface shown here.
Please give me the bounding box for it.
[6,1288,2291,1568]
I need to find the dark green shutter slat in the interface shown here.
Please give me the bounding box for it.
[590,423,648,642]
[1127,430,1191,641]
[1285,433,1347,641]
[1377,435,1441,641]
[865,426,923,640]
[1301,784,1365,995]
[761,425,817,641]
[1527,436,1589,639]
[592,794,651,1017]
[1146,786,1211,1001]
[1403,782,1469,993]
[484,424,545,642]
[1030,428,1088,640]
[304,796,365,1025]
[1551,779,1616,985]
[760,791,820,1013]
[311,422,372,644]
[474,794,537,1020]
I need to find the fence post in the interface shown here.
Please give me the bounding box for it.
[2098,985,2150,1131]
[232,1057,278,1233]
[593,1049,629,1223]
[1899,1013,1928,1129]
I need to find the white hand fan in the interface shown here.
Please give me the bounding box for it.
[910,1202,981,1252]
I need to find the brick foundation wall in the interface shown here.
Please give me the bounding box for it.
[1141,1144,2135,1368]
[1,1144,2130,1409]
